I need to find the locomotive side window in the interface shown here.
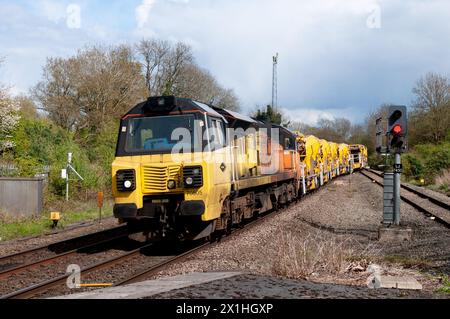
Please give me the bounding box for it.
[285,138,291,150]
[208,118,226,150]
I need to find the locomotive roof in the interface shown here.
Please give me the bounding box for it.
[122,96,295,138]
[122,96,226,121]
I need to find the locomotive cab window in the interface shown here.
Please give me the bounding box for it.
[124,115,201,154]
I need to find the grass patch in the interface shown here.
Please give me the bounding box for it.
[0,200,113,242]
[436,275,450,294]
[382,255,433,269]
[272,230,377,279]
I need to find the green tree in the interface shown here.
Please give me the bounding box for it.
[254,105,286,125]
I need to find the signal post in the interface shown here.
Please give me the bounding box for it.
[376,106,412,241]
[387,105,408,225]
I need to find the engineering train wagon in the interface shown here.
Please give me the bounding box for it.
[330,142,340,178]
[349,144,368,170]
[294,133,323,191]
[338,143,350,175]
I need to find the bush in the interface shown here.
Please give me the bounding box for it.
[424,146,450,173]
[10,117,112,198]
[403,154,425,181]
[368,153,385,169]
[404,142,450,185]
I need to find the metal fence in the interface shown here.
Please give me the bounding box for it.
[0,163,18,177]
[0,177,44,217]
[0,164,50,179]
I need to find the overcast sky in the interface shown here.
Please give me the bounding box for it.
[0,0,449,124]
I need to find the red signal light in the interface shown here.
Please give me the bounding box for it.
[392,124,402,135]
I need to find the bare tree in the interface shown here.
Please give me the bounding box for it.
[137,39,171,95]
[175,63,240,111]
[411,72,450,143]
[289,117,352,143]
[212,87,240,111]
[289,121,314,134]
[33,57,79,130]
[164,42,194,95]
[33,45,146,138]
[137,39,240,111]
[137,39,193,96]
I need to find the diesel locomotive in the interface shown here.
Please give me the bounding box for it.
[112,96,367,240]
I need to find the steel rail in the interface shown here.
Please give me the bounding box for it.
[360,169,449,228]
[0,225,127,265]
[365,168,450,211]
[115,202,289,286]
[0,234,127,279]
[1,242,154,299]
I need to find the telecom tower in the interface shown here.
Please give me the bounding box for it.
[272,53,278,111]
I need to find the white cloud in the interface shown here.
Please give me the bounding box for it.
[136,0,156,29]
[281,108,335,126]
[0,2,109,96]
[35,0,66,23]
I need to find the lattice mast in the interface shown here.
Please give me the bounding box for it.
[272,53,279,112]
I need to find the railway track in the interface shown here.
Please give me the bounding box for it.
[0,233,127,281]
[1,241,156,299]
[360,168,450,228]
[0,225,128,272]
[115,206,286,287]
[2,172,358,299]
[1,192,294,299]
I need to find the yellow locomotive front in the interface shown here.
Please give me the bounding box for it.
[112,96,231,239]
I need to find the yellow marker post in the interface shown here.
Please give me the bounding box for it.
[50,212,61,228]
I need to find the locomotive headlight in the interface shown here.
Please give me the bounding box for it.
[183,166,202,188]
[185,177,194,186]
[116,169,136,192]
[124,180,132,189]
[167,180,176,190]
